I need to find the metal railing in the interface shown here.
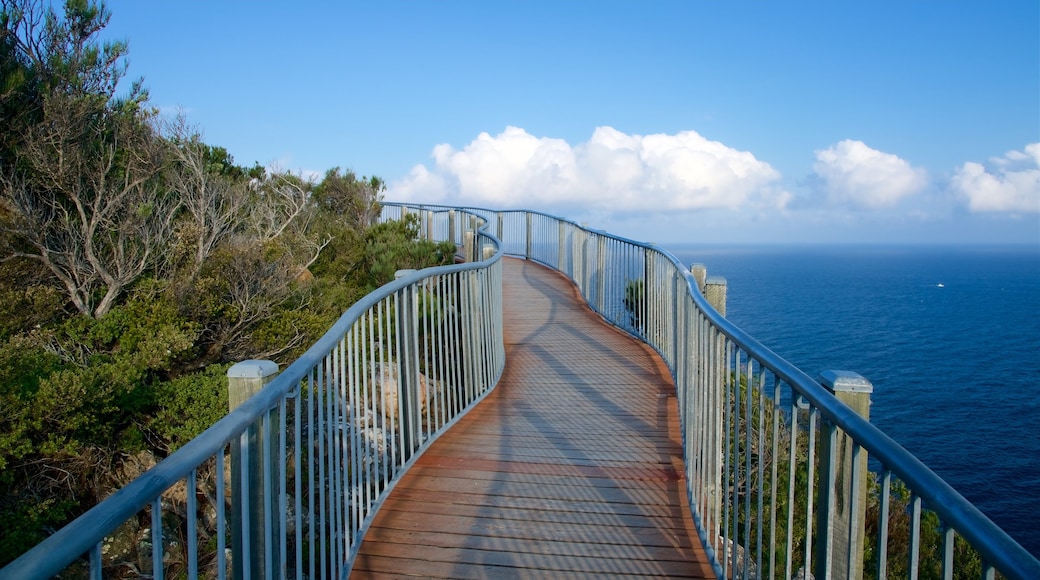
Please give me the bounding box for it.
[4,203,1037,579]
[0,206,504,579]
[388,204,1039,580]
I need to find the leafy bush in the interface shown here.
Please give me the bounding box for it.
[150,363,231,453]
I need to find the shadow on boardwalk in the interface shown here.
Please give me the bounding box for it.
[352,258,715,578]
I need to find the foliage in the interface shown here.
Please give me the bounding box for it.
[721,372,992,580]
[364,213,457,289]
[1,0,173,318]
[312,167,383,232]
[622,278,644,331]
[0,1,462,567]
[149,363,230,453]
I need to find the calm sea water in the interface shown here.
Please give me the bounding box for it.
[666,244,1040,557]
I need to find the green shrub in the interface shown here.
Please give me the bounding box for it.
[150,364,231,453]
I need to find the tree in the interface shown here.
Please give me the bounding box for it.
[164,116,252,276]
[312,167,384,232]
[0,0,176,318]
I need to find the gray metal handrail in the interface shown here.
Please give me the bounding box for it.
[4,202,1036,579]
[386,203,1039,580]
[1,206,505,579]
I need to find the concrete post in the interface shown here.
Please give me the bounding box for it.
[704,276,727,317]
[558,220,566,272]
[448,210,456,246]
[815,370,873,580]
[525,213,533,260]
[596,234,606,313]
[496,212,504,241]
[464,231,475,263]
[227,360,280,580]
[690,263,707,293]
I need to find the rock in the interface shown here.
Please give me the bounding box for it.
[370,362,430,426]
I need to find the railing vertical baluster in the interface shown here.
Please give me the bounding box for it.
[262,411,274,580]
[878,469,892,579]
[307,369,315,580]
[152,497,163,580]
[942,523,955,580]
[277,399,287,579]
[330,345,343,574]
[217,447,227,580]
[295,368,303,578]
[187,470,198,579]
[769,377,782,580]
[848,443,865,579]
[910,494,922,580]
[755,372,766,578]
[805,406,819,579]
[713,326,725,559]
[724,344,735,578]
[90,542,101,580]
[786,393,799,580]
[319,357,331,580]
[743,353,753,580]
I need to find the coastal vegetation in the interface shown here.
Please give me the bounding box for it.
[718,373,989,580]
[0,0,454,563]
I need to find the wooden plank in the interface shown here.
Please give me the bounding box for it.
[377,497,689,530]
[354,545,705,577]
[383,488,684,520]
[350,258,714,579]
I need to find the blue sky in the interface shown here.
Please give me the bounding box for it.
[103,1,1039,244]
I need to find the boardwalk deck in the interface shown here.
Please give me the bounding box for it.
[351,258,715,578]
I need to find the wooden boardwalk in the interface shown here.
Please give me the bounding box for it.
[351,258,715,578]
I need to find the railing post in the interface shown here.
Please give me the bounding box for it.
[815,370,873,580]
[580,227,589,298]
[596,233,606,313]
[558,220,566,273]
[704,276,727,317]
[227,360,280,580]
[525,212,533,260]
[690,263,707,293]
[448,210,456,246]
[496,212,504,242]
[464,231,475,263]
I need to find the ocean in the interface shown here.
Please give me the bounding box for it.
[665,244,1040,557]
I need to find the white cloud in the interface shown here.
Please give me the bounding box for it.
[951,144,1040,213]
[388,126,788,213]
[812,140,928,209]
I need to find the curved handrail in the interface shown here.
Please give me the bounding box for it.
[1,206,506,579]
[383,203,1039,580]
[5,202,1036,579]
